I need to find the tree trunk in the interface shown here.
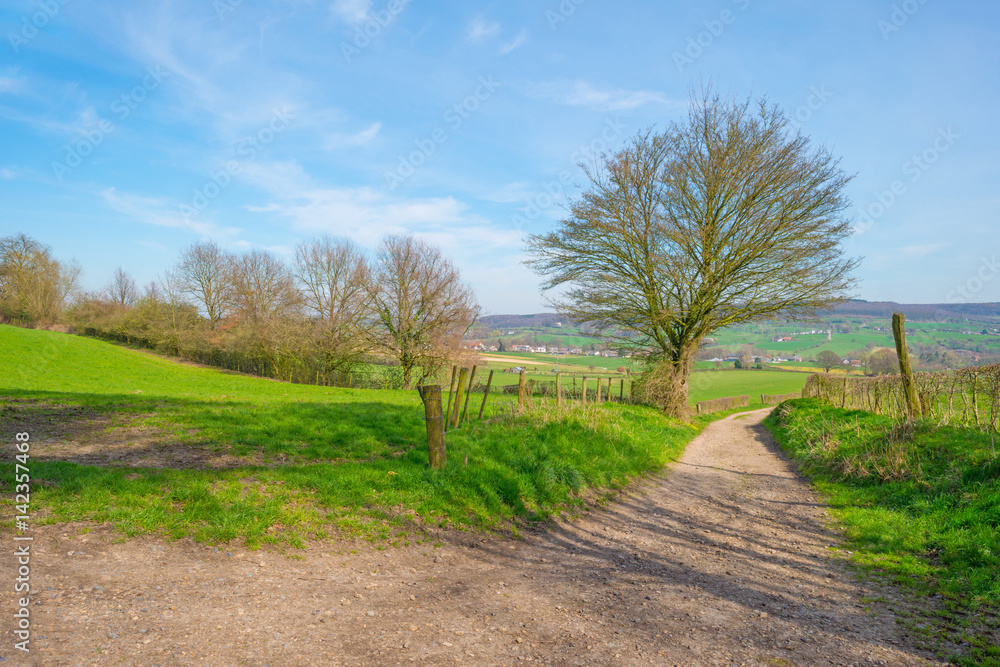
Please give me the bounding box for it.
[660,359,692,418]
[640,344,697,418]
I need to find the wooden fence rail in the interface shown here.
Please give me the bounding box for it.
[761,392,801,405]
[695,395,750,415]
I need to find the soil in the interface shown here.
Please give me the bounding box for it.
[2,409,948,666]
[1,399,292,470]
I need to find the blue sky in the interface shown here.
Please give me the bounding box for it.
[1,0,998,314]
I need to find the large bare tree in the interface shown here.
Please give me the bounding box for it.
[526,90,858,416]
[367,234,480,388]
[293,235,370,373]
[176,241,234,329]
[230,249,299,326]
[0,233,79,324]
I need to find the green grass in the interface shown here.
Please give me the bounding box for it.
[0,325,708,548]
[765,399,1000,665]
[688,370,809,407]
[483,355,807,408]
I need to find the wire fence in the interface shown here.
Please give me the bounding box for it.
[803,364,1000,431]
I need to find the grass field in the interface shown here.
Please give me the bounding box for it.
[687,370,809,407]
[0,325,716,549]
[480,351,635,374]
[489,317,1000,373]
[479,353,809,408]
[765,399,1000,665]
[708,319,1000,360]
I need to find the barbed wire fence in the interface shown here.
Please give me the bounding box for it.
[803,364,1000,431]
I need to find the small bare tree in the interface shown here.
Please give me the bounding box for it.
[105,267,138,308]
[176,241,234,329]
[868,348,899,376]
[816,350,843,373]
[527,89,858,416]
[367,234,480,388]
[293,235,370,373]
[158,269,186,332]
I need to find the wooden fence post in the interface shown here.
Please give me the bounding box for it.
[620,378,625,402]
[460,365,478,425]
[418,385,446,469]
[892,312,921,419]
[518,369,527,411]
[556,373,562,407]
[581,377,588,404]
[450,368,470,430]
[479,370,495,419]
[443,365,458,429]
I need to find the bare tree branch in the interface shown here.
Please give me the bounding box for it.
[526,89,859,416]
[366,235,480,388]
[176,240,234,330]
[293,235,369,372]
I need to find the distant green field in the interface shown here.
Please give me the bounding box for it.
[529,333,601,348]
[479,351,636,378]
[709,319,1000,360]
[0,325,710,547]
[480,352,810,406]
[688,370,810,407]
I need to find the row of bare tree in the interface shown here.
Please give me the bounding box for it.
[2,233,480,389]
[0,234,80,324]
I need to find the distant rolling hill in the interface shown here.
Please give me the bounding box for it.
[827,300,1000,321]
[480,313,567,330]
[483,303,1000,328]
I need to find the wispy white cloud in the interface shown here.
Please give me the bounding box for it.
[231,239,295,255]
[114,4,306,144]
[0,168,14,180]
[238,159,521,249]
[331,0,372,24]
[0,103,108,138]
[499,28,528,55]
[323,121,382,149]
[530,80,676,111]
[900,243,950,258]
[466,17,501,42]
[100,187,240,238]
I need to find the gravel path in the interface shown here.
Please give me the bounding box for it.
[3,408,945,666]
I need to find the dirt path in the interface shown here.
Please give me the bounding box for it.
[3,409,945,666]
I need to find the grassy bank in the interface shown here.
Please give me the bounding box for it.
[765,398,1000,664]
[0,325,706,548]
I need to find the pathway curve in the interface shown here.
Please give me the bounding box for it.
[4,409,944,666]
